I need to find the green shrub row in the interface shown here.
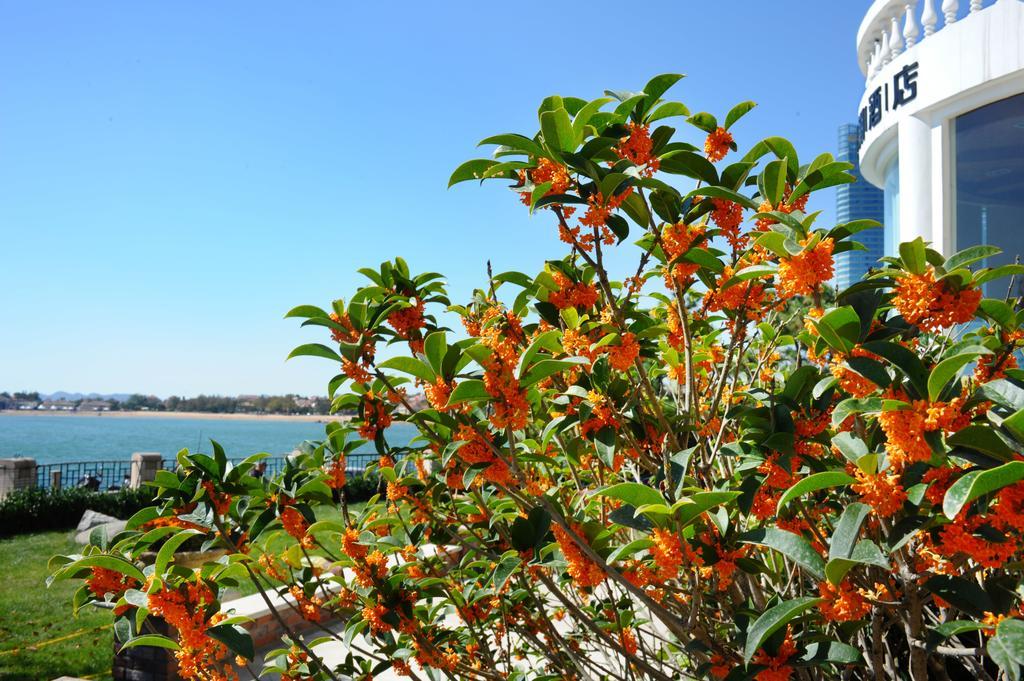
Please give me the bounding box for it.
[0,474,381,538]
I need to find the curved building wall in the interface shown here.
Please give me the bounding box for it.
[857,0,1024,258]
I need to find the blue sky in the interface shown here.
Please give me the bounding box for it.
[0,1,870,397]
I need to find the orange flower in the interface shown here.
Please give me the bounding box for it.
[289,585,323,622]
[819,580,871,622]
[704,126,734,162]
[851,468,907,517]
[86,566,138,599]
[711,199,746,251]
[324,457,347,489]
[329,312,359,344]
[615,122,659,176]
[607,332,640,372]
[619,627,638,655]
[650,528,684,580]
[704,266,767,321]
[424,376,455,412]
[147,578,235,680]
[280,507,314,549]
[777,237,834,298]
[892,267,981,331]
[358,391,393,440]
[553,523,605,590]
[519,157,572,205]
[201,481,231,516]
[341,357,372,384]
[386,299,426,338]
[976,352,1017,384]
[549,271,600,310]
[661,222,706,288]
[752,627,796,681]
[878,392,969,469]
[342,526,367,560]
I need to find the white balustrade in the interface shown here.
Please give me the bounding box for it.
[942,0,960,23]
[859,0,1004,82]
[904,3,921,47]
[890,16,904,57]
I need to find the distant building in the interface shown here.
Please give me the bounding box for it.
[857,0,1024,294]
[40,400,75,411]
[835,123,885,292]
[78,400,112,411]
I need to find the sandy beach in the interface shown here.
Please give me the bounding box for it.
[0,409,351,423]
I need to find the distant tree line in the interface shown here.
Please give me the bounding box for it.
[0,391,337,415]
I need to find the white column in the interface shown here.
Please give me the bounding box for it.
[923,0,939,34]
[898,115,934,244]
[890,16,905,57]
[942,0,960,24]
[904,3,921,47]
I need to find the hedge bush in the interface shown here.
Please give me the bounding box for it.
[0,487,155,538]
[2,474,379,538]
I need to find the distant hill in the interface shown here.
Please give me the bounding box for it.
[43,391,133,402]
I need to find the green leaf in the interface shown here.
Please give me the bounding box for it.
[449,159,499,188]
[55,555,146,585]
[424,331,447,376]
[899,237,927,275]
[658,152,718,184]
[740,527,825,579]
[640,73,685,115]
[509,507,551,552]
[925,575,993,616]
[724,101,756,130]
[646,101,690,124]
[598,483,666,509]
[800,641,862,665]
[978,379,1024,411]
[284,305,329,319]
[861,341,929,397]
[928,349,989,401]
[989,632,1022,681]
[946,425,1016,460]
[516,329,562,380]
[943,461,1024,519]
[492,555,520,592]
[521,358,590,388]
[825,540,890,585]
[945,245,1001,271]
[478,134,546,158]
[675,492,741,527]
[684,185,760,211]
[831,397,882,428]
[447,379,490,406]
[829,503,872,564]
[156,529,203,576]
[208,623,255,661]
[119,635,181,652]
[996,619,1024,668]
[777,472,854,511]
[287,343,342,363]
[761,159,787,207]
[379,356,435,383]
[743,597,823,663]
[813,306,861,353]
[540,108,576,154]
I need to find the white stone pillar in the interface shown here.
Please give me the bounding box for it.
[0,458,37,499]
[129,452,163,489]
[898,115,934,244]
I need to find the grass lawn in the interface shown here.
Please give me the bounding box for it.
[0,502,369,680]
[0,531,114,681]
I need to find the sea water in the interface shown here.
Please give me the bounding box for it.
[0,413,417,464]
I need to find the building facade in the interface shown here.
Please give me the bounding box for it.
[856,0,1024,295]
[835,123,886,291]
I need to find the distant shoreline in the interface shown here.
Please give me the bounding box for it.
[0,409,351,423]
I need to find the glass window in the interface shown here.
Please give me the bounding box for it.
[956,93,1024,297]
[883,157,899,258]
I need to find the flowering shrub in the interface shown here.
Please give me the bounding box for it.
[51,75,1024,680]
